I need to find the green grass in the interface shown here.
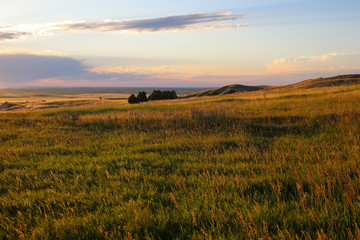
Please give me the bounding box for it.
[1,84,360,239]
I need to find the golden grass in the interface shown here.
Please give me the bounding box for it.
[0,82,360,239]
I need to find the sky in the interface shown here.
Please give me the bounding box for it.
[0,0,360,88]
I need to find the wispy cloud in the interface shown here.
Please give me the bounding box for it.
[0,12,249,42]
[0,32,31,41]
[0,12,248,41]
[57,12,246,32]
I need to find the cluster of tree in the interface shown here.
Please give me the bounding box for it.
[128,90,177,104]
[128,91,148,104]
[148,90,177,100]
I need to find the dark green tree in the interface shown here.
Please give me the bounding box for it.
[148,90,177,101]
[128,94,139,104]
[170,90,177,99]
[148,90,161,100]
[137,91,148,102]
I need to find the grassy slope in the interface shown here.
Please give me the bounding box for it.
[0,84,360,239]
[285,74,360,89]
[183,84,267,98]
[183,74,360,98]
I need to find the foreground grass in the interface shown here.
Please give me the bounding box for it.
[1,85,360,239]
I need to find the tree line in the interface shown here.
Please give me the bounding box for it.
[128,90,177,104]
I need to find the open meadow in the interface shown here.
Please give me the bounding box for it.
[1,82,360,239]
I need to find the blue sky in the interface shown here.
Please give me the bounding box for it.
[0,0,359,87]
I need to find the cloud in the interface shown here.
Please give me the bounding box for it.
[0,53,169,87]
[0,12,249,42]
[266,52,360,74]
[0,32,31,41]
[0,53,238,87]
[56,12,247,32]
[90,65,172,76]
[1,52,358,88]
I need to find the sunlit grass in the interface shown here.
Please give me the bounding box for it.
[1,85,360,239]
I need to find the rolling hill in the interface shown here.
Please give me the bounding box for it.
[182,84,267,98]
[1,74,359,111]
[283,74,360,89]
[183,74,360,98]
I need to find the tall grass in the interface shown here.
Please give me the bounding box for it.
[0,85,360,239]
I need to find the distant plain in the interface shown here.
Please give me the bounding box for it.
[0,87,207,111]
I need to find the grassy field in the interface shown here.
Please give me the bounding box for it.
[1,83,360,239]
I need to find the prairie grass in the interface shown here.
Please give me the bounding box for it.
[0,84,360,239]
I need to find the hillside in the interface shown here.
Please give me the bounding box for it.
[183,74,360,98]
[284,74,360,89]
[183,84,267,98]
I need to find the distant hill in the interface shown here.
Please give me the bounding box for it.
[182,84,267,98]
[284,74,360,89]
[182,74,360,98]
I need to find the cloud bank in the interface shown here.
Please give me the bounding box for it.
[0,54,88,83]
[0,53,224,87]
[0,54,163,87]
[2,51,358,88]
